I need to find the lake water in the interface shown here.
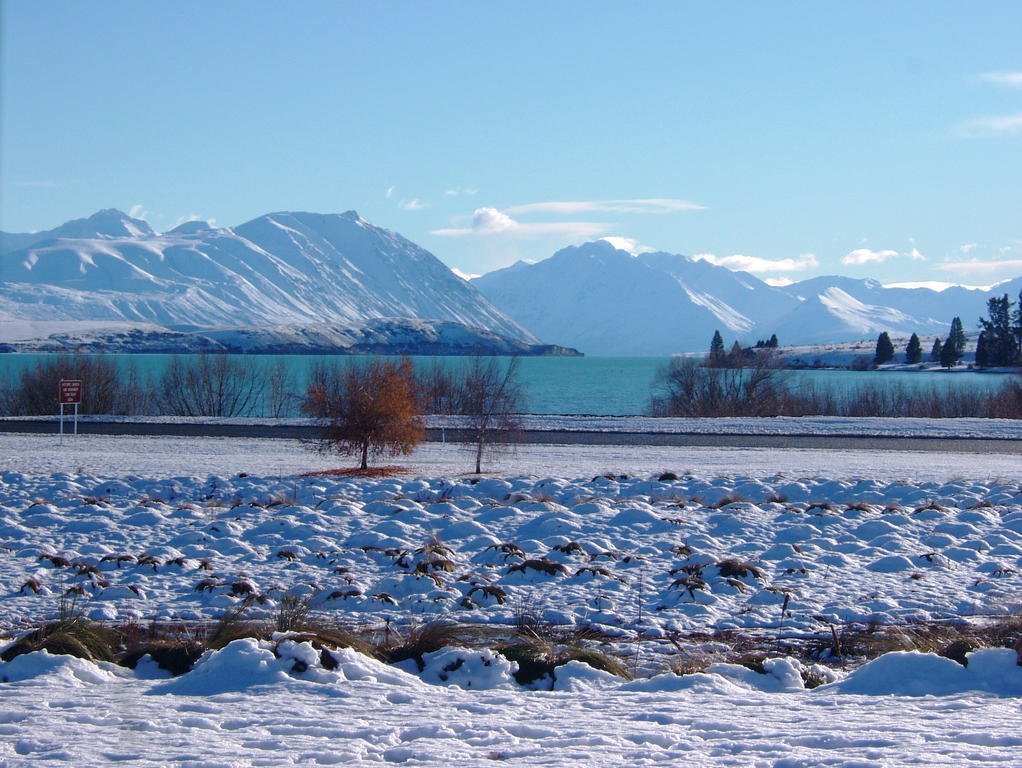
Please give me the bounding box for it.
[0,353,1015,415]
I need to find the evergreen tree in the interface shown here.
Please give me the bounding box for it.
[727,341,746,367]
[874,332,895,365]
[1014,289,1022,359]
[708,330,725,365]
[905,333,922,364]
[947,316,966,359]
[930,337,943,363]
[939,335,959,369]
[979,294,1019,365]
[975,331,989,368]
[768,333,778,348]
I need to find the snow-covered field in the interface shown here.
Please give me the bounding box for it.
[1,431,1021,766]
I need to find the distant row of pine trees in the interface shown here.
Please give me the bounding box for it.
[704,290,1022,371]
[873,291,1022,368]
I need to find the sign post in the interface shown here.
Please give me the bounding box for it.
[59,379,83,436]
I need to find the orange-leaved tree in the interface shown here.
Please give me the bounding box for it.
[302,357,424,470]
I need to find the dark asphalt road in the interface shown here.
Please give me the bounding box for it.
[1,419,1019,454]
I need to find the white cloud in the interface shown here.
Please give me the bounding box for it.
[385,186,396,199]
[959,243,979,254]
[431,207,610,239]
[399,198,428,211]
[444,187,478,197]
[935,258,1022,275]
[506,198,705,215]
[694,252,819,273]
[842,248,900,265]
[600,236,655,255]
[956,112,1022,136]
[980,72,1022,87]
[129,204,148,220]
[471,207,518,234]
[764,276,795,287]
[908,247,926,261]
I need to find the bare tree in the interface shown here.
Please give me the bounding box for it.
[413,359,460,415]
[457,356,526,474]
[157,353,264,417]
[650,351,789,416]
[0,352,125,415]
[302,357,424,470]
[265,358,297,418]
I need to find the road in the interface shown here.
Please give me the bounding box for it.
[1,419,1019,454]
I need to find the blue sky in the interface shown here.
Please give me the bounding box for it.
[2,1,1020,285]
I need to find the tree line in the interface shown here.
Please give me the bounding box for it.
[0,353,526,472]
[653,322,1021,418]
[651,353,1022,418]
[875,291,1022,369]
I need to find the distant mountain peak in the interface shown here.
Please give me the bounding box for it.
[165,220,217,235]
[57,208,155,240]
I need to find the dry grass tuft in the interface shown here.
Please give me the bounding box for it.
[496,628,633,688]
[507,558,570,577]
[380,622,477,671]
[716,558,764,580]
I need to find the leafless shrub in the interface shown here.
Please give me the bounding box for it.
[457,356,527,474]
[157,353,265,417]
[265,358,298,418]
[0,352,128,415]
[650,357,1022,418]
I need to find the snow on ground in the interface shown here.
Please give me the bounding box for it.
[2,431,1021,481]
[1,432,1021,766]
[2,645,1022,767]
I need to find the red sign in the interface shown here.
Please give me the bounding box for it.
[59,379,82,405]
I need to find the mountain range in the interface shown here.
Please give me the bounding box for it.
[2,210,1019,356]
[473,241,1022,355]
[0,209,568,355]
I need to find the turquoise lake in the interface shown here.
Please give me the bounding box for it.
[0,353,1014,415]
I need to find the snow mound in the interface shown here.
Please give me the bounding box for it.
[824,648,1022,697]
[0,650,128,685]
[413,646,518,689]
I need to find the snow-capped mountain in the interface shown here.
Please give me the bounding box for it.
[0,209,537,344]
[473,241,798,356]
[473,241,1021,355]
